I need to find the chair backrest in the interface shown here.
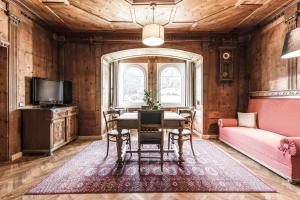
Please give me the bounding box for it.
[179,110,196,130]
[138,110,164,131]
[112,107,127,115]
[177,107,194,113]
[102,110,120,132]
[138,110,164,145]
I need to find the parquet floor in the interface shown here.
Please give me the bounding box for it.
[0,135,299,200]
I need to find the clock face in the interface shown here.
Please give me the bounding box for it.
[222,52,231,60]
[223,72,228,77]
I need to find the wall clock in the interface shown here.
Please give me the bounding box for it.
[222,52,231,60]
[219,47,235,82]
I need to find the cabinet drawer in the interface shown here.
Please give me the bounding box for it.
[67,109,78,116]
[52,110,68,119]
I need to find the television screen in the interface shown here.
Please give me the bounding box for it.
[62,81,72,104]
[32,78,63,104]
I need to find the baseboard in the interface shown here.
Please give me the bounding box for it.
[77,135,103,140]
[11,152,22,161]
[220,138,300,183]
[201,134,219,139]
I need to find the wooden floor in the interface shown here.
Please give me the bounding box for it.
[0,135,300,200]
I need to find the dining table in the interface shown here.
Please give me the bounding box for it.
[115,111,186,168]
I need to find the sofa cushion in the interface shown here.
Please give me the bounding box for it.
[220,127,287,163]
[237,112,257,128]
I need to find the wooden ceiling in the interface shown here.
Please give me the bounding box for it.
[15,0,294,33]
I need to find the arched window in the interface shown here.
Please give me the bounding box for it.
[158,63,185,106]
[118,63,147,107]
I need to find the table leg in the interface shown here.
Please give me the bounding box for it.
[177,123,184,167]
[116,127,124,168]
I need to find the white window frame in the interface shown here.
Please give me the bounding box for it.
[118,63,148,108]
[157,63,186,107]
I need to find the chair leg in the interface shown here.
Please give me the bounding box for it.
[138,144,141,172]
[168,133,171,150]
[128,134,132,156]
[105,136,110,158]
[190,135,196,157]
[171,134,175,147]
[160,144,163,172]
[167,132,170,153]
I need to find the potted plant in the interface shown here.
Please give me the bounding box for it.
[143,89,161,110]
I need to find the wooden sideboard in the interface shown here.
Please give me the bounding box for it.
[22,106,78,155]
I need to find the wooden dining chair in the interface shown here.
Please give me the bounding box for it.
[138,110,164,172]
[103,110,131,158]
[168,110,196,156]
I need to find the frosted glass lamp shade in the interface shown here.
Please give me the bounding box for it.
[142,24,164,47]
[281,27,300,59]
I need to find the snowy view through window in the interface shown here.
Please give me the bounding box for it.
[160,66,182,104]
[122,66,145,106]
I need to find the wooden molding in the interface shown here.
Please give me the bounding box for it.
[0,34,9,47]
[0,1,7,11]
[261,0,298,27]
[201,134,219,140]
[250,90,300,97]
[7,12,21,26]
[8,0,56,32]
[64,32,238,44]
[77,136,103,140]
[248,0,298,34]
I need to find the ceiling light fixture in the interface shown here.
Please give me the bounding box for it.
[142,3,164,47]
[281,2,300,59]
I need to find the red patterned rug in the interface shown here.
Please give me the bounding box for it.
[26,140,275,194]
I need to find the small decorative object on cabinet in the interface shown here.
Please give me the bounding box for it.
[21,106,78,155]
[218,47,235,82]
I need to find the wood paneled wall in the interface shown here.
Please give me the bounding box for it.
[0,2,59,161]
[247,4,300,92]
[63,43,102,136]
[61,40,249,137]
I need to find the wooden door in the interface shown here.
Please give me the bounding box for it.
[0,47,8,161]
[51,118,66,147]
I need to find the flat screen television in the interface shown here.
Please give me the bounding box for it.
[32,78,72,106]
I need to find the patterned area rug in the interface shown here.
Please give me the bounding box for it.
[26,140,275,194]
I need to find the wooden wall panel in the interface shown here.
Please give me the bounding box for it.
[17,13,59,105]
[0,3,60,160]
[247,4,299,92]
[63,43,101,135]
[247,17,289,91]
[62,39,249,137]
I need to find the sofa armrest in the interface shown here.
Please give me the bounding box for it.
[218,118,238,128]
[278,137,300,157]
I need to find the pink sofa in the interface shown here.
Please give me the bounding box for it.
[219,98,300,183]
